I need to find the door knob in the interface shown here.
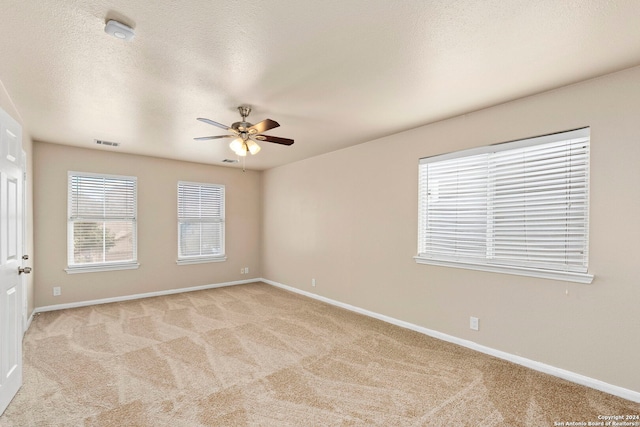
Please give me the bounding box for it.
[18,266,32,275]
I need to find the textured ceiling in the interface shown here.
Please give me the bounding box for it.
[2,0,640,170]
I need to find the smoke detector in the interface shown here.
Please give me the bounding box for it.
[105,20,135,41]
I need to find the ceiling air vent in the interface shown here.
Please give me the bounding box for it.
[221,159,239,163]
[95,139,120,147]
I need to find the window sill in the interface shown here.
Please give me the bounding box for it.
[176,256,227,265]
[65,262,140,274]
[413,256,594,284]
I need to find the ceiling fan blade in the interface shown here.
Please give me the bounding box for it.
[248,119,280,134]
[255,134,294,146]
[197,117,231,130]
[193,135,235,141]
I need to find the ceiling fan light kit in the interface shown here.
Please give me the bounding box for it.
[229,138,260,156]
[195,106,293,159]
[229,139,245,156]
[245,139,261,155]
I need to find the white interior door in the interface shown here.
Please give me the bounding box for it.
[0,107,24,416]
[21,149,27,334]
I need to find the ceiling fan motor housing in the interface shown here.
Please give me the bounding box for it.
[232,121,253,132]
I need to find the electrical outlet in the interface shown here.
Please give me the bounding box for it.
[245,267,249,274]
[311,278,316,287]
[470,316,479,331]
[53,286,61,297]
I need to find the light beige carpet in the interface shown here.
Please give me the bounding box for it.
[1,282,638,426]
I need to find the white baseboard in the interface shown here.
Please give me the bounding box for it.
[33,278,258,314]
[262,278,640,403]
[24,312,35,334]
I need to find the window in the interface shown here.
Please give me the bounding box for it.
[67,172,138,273]
[177,181,226,264]
[416,128,593,284]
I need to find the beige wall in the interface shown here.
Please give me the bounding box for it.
[0,81,35,318]
[262,66,640,393]
[33,143,261,307]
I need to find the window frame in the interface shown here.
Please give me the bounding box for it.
[415,128,594,284]
[66,171,139,274]
[176,181,226,265]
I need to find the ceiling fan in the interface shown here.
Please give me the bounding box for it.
[195,106,294,157]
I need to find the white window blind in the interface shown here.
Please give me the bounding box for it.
[67,172,137,271]
[177,181,225,263]
[416,128,592,283]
